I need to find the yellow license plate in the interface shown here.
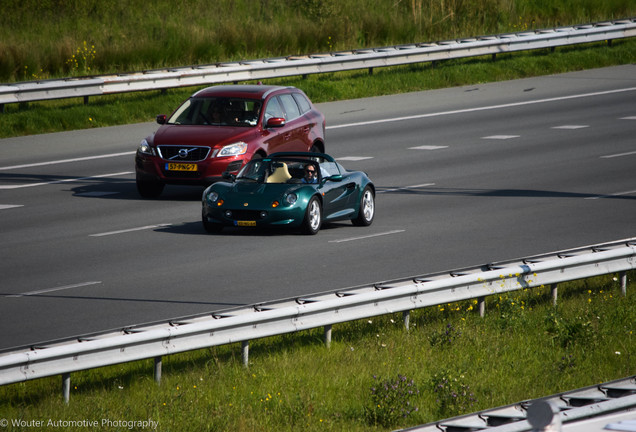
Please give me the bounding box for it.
[236,221,257,227]
[166,163,197,171]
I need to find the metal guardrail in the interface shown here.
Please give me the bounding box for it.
[0,18,634,107]
[0,238,634,402]
[399,376,636,432]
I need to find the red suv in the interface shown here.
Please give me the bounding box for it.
[135,85,326,197]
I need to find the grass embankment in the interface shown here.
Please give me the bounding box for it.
[3,0,634,81]
[1,274,634,431]
[0,0,634,138]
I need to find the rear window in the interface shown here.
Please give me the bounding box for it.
[292,93,311,114]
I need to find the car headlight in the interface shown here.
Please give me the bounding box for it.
[138,139,154,155]
[285,193,297,205]
[217,141,248,157]
[206,191,223,207]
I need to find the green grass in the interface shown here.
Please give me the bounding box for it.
[1,274,634,431]
[1,38,635,139]
[2,0,633,83]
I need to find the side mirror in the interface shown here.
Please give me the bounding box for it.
[327,174,343,182]
[266,117,286,128]
[222,172,236,182]
[156,115,167,125]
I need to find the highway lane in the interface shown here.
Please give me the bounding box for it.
[0,65,634,350]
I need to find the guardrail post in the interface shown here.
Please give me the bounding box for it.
[478,296,486,317]
[403,311,410,331]
[242,341,249,368]
[154,356,162,385]
[527,400,561,431]
[620,271,627,297]
[551,284,558,306]
[62,373,71,404]
[324,325,332,348]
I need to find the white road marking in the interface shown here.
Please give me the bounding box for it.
[0,204,23,210]
[0,171,133,190]
[585,190,636,200]
[326,87,636,130]
[600,151,636,159]
[6,281,102,298]
[336,156,374,161]
[0,151,136,171]
[409,145,449,150]
[329,230,405,243]
[620,116,636,120]
[90,223,172,237]
[552,125,589,129]
[482,135,520,140]
[378,183,435,194]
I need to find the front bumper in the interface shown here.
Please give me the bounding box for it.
[135,153,245,185]
[202,202,306,228]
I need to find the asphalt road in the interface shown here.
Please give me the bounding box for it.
[1,65,634,351]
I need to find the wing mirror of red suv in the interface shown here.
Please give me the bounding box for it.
[266,117,286,128]
[156,114,167,125]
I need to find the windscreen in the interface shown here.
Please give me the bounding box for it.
[236,159,322,184]
[168,97,262,126]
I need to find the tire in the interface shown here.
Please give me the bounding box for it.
[301,196,322,235]
[202,210,223,234]
[352,186,375,226]
[136,174,164,198]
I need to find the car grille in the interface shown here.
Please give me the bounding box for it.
[157,145,210,162]
[226,210,267,220]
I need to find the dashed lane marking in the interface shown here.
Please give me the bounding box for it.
[409,145,449,150]
[0,172,133,190]
[378,183,435,194]
[336,156,374,161]
[0,152,136,171]
[600,151,636,159]
[552,125,589,129]
[482,135,520,140]
[5,281,102,298]
[90,223,172,237]
[329,230,405,243]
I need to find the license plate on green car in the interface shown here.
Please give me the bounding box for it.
[236,221,256,227]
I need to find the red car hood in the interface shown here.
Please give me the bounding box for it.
[152,125,256,147]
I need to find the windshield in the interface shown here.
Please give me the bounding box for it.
[168,97,262,126]
[236,158,323,184]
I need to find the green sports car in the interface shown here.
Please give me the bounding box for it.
[202,152,375,234]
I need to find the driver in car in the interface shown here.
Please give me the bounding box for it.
[302,163,318,184]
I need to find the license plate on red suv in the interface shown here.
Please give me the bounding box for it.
[165,163,197,171]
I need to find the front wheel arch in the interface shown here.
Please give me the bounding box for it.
[310,140,324,153]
